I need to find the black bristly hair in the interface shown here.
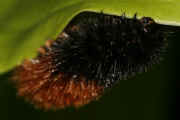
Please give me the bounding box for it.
[13,11,180,109]
[49,12,168,88]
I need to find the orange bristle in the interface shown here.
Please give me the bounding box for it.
[12,51,104,110]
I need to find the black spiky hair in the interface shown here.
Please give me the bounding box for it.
[13,11,175,109]
[50,12,168,88]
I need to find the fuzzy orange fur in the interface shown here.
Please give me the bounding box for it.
[12,51,104,110]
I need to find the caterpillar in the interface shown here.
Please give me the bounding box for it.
[12,11,168,110]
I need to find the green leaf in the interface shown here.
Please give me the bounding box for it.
[0,0,180,73]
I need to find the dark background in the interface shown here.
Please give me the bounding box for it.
[0,28,179,120]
